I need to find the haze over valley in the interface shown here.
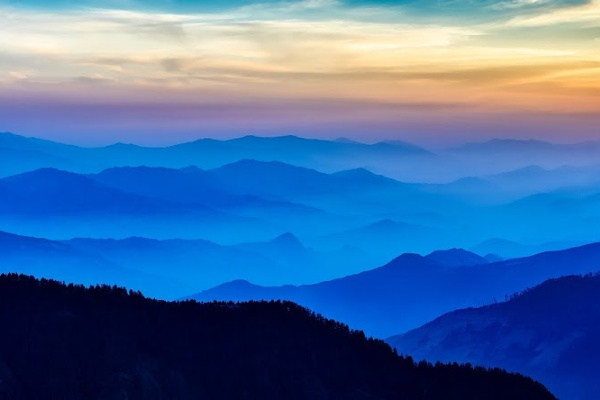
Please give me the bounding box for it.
[2,130,600,398]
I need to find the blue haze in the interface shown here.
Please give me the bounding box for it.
[3,131,600,398]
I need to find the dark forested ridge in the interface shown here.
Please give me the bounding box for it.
[0,274,554,400]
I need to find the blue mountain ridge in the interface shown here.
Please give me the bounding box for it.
[192,242,600,337]
[388,273,600,400]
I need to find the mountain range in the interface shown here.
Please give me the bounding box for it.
[192,243,600,337]
[4,132,600,183]
[3,132,600,252]
[434,164,600,203]
[2,131,600,400]
[0,163,457,254]
[9,162,597,260]
[0,230,378,299]
[0,132,434,180]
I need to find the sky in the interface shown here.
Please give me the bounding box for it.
[0,0,599,145]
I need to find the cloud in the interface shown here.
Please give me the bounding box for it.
[491,0,556,10]
[0,5,481,82]
[7,71,29,80]
[0,0,598,138]
[279,0,340,10]
[506,0,600,26]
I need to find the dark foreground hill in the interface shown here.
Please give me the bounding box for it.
[0,274,554,400]
[388,274,600,400]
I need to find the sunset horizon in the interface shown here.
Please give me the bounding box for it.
[2,0,599,144]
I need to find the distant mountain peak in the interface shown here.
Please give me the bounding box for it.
[233,134,262,142]
[269,232,305,249]
[102,142,141,149]
[233,134,303,143]
[373,218,397,227]
[334,167,375,177]
[214,279,257,290]
[376,252,445,274]
[6,167,83,181]
[386,252,427,266]
[425,248,488,267]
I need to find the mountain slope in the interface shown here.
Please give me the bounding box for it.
[0,132,99,176]
[0,168,201,215]
[206,159,403,200]
[64,235,336,295]
[64,236,286,293]
[2,229,370,300]
[388,274,600,400]
[0,168,263,242]
[0,273,555,400]
[232,233,377,282]
[90,165,351,237]
[0,231,179,298]
[192,242,600,337]
[0,146,76,178]
[91,166,259,208]
[440,139,600,179]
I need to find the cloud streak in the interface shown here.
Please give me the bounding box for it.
[0,0,598,143]
[506,0,600,26]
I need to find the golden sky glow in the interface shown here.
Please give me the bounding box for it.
[0,0,598,143]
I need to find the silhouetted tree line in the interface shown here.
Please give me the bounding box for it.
[0,273,555,400]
